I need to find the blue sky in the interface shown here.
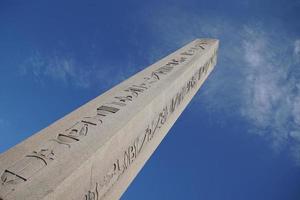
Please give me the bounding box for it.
[1,0,300,199]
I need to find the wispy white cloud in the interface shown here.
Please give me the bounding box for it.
[226,29,300,162]
[20,52,83,86]
[20,52,93,88]
[19,52,135,89]
[294,39,300,61]
[240,26,292,146]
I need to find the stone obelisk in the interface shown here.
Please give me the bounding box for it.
[0,39,219,200]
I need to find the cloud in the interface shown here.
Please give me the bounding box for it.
[294,39,300,61]
[225,29,300,162]
[224,28,300,162]
[240,26,293,145]
[19,52,89,87]
[19,51,135,90]
[141,7,300,164]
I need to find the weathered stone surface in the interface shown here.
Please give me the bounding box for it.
[0,39,219,200]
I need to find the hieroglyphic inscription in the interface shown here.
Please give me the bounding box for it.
[0,40,213,199]
[85,47,218,199]
[0,117,102,198]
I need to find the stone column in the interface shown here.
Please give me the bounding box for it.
[0,39,219,200]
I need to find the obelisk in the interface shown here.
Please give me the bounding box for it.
[0,39,219,200]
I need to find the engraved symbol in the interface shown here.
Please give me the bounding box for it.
[124,86,145,97]
[160,106,169,125]
[195,41,208,50]
[26,148,55,165]
[97,106,119,113]
[0,148,56,197]
[52,121,92,147]
[84,183,99,200]
[0,169,27,199]
[166,58,180,66]
[144,73,159,84]
[146,126,153,142]
[97,105,119,116]
[82,115,103,126]
[178,56,187,63]
[137,132,147,154]
[114,95,133,103]
[1,170,27,185]
[181,51,194,56]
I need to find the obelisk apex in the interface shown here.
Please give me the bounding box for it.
[0,39,219,200]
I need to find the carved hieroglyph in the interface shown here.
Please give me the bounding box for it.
[0,39,219,200]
